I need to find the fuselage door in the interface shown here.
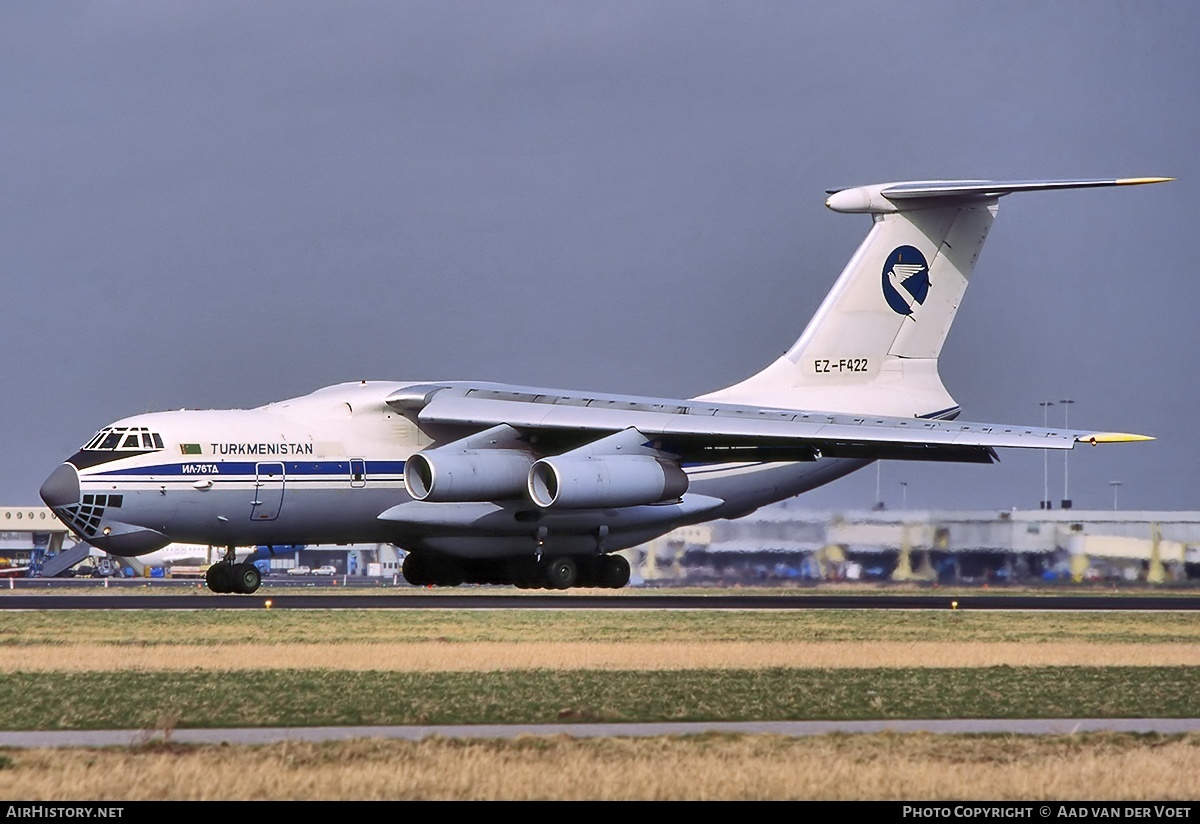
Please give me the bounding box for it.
[349,458,367,489]
[251,462,285,521]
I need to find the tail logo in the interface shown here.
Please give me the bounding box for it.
[882,245,931,315]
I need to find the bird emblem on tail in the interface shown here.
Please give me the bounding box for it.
[882,245,931,315]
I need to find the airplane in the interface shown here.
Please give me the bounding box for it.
[126,543,255,568]
[133,542,216,568]
[38,177,1169,594]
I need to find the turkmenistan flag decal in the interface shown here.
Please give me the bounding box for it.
[180,443,202,455]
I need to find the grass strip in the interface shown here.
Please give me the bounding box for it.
[2,666,1198,730]
[3,608,1200,645]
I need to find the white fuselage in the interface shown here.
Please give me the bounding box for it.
[45,380,862,560]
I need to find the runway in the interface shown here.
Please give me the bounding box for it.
[0,590,1198,610]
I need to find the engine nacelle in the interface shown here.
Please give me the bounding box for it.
[405,423,536,502]
[527,455,688,509]
[406,449,534,502]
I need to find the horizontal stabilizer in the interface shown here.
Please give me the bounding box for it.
[825,177,1172,214]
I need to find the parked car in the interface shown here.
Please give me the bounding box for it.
[286,565,311,576]
[313,565,337,576]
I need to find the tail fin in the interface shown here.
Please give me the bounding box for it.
[700,178,1171,418]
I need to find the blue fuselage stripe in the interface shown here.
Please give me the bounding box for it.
[90,460,407,478]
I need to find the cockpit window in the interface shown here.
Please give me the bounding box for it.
[82,426,166,453]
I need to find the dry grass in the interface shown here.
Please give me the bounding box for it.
[1,641,1199,671]
[3,605,1198,800]
[4,605,1200,646]
[2,734,1199,800]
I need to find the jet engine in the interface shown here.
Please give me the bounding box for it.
[527,427,687,509]
[527,454,688,509]
[405,424,535,502]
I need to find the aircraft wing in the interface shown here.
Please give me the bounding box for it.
[387,383,1149,465]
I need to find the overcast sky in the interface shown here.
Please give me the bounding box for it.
[3,1,1197,513]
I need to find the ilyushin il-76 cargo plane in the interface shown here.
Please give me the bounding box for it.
[40,177,1169,594]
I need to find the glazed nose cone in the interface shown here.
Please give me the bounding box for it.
[39,463,80,508]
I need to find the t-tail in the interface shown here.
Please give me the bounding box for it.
[700,177,1171,419]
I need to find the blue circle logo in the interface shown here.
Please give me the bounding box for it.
[882,246,930,315]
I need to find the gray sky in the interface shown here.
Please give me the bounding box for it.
[3,1,1197,512]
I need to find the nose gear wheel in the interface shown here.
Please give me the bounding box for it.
[204,547,262,594]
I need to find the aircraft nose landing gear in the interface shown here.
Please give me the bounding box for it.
[204,547,262,594]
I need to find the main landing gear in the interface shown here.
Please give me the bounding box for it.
[205,547,261,594]
[402,552,631,590]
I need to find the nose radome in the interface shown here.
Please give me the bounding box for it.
[39,463,80,508]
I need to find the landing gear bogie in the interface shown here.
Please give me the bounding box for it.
[400,551,631,590]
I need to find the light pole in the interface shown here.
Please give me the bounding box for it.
[1039,401,1055,509]
[900,481,908,509]
[1110,481,1122,511]
[1060,399,1075,509]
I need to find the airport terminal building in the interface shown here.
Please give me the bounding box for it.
[635,501,1200,586]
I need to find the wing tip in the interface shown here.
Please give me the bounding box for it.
[1116,177,1174,186]
[1077,432,1155,445]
